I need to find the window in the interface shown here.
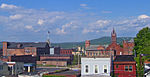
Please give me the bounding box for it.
[85,65,89,73]
[95,65,98,73]
[129,66,132,71]
[104,65,107,73]
[0,65,3,70]
[125,66,128,71]
[96,53,98,56]
[99,52,101,55]
[116,65,119,68]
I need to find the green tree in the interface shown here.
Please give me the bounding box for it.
[134,27,150,77]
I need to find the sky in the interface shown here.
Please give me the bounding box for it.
[0,0,150,43]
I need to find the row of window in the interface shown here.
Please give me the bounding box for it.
[87,52,110,56]
[85,65,108,74]
[116,65,133,71]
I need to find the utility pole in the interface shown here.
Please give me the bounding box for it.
[78,54,79,67]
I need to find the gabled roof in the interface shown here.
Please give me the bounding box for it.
[7,42,49,49]
[114,55,135,62]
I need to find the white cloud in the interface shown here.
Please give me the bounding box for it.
[38,19,44,25]
[80,4,87,7]
[49,16,64,23]
[82,28,93,34]
[25,25,33,30]
[9,14,23,20]
[56,28,66,35]
[96,20,110,27]
[138,14,150,19]
[101,11,112,14]
[1,3,150,42]
[0,3,18,9]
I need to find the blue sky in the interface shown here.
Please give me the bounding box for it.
[0,0,150,43]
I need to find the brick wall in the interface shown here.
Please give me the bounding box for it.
[37,61,67,66]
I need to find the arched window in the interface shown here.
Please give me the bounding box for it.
[85,65,89,73]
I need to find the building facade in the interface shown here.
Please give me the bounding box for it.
[37,54,73,66]
[7,62,24,75]
[113,55,136,77]
[0,60,9,76]
[2,42,50,56]
[50,47,60,55]
[85,29,134,56]
[81,56,112,76]
[60,49,75,55]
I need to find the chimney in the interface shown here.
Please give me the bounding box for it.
[3,42,8,56]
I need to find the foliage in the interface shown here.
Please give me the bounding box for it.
[37,64,56,67]
[43,75,65,77]
[134,27,150,77]
[72,55,81,65]
[72,55,78,65]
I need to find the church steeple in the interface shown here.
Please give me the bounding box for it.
[111,28,116,43]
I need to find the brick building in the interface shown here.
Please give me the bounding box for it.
[2,42,50,56]
[60,49,75,55]
[85,44,114,56]
[37,54,73,66]
[85,29,134,56]
[106,29,134,55]
[113,55,136,77]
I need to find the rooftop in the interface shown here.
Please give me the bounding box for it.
[6,42,49,49]
[114,55,135,62]
[86,45,105,51]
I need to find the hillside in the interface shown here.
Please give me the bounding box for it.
[51,37,134,48]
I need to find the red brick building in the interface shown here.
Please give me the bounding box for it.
[37,54,73,66]
[106,29,134,55]
[113,55,136,77]
[60,49,75,55]
[85,29,134,56]
[2,42,50,56]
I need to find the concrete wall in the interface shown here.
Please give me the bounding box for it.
[81,57,111,76]
[0,63,9,76]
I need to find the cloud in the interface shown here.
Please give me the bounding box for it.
[38,19,44,25]
[49,16,64,23]
[138,14,150,19]
[9,14,23,19]
[0,3,18,9]
[80,4,90,9]
[1,3,150,42]
[56,28,66,35]
[82,28,93,34]
[80,4,87,7]
[25,25,33,30]
[101,11,112,14]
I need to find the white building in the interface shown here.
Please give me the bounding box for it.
[81,56,112,77]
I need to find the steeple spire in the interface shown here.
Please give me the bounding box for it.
[111,28,116,43]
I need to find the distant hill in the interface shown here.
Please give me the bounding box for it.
[51,36,134,48]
